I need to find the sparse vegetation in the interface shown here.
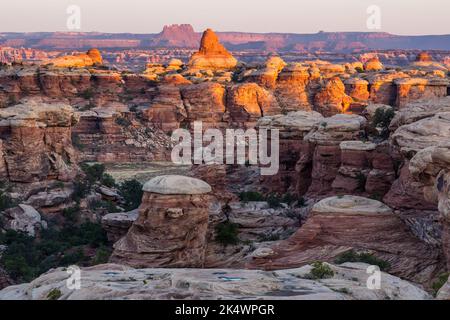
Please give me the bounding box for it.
[432,273,449,297]
[372,108,395,139]
[115,117,132,127]
[356,172,367,191]
[239,191,265,202]
[0,221,109,282]
[118,179,143,211]
[308,262,335,280]
[334,250,391,271]
[47,288,62,300]
[215,221,240,246]
[80,88,94,100]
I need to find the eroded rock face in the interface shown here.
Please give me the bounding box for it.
[101,210,139,243]
[0,262,430,300]
[257,111,323,194]
[2,204,46,237]
[0,99,79,182]
[226,83,281,126]
[110,175,213,268]
[249,196,442,285]
[274,64,313,112]
[408,145,450,268]
[314,77,353,116]
[188,29,237,71]
[395,78,449,109]
[44,48,103,68]
[181,82,226,126]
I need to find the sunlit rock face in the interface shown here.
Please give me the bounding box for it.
[314,77,353,117]
[110,175,213,268]
[364,56,384,72]
[248,195,442,286]
[43,48,103,68]
[188,29,237,71]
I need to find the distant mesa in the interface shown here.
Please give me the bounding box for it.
[153,24,199,48]
[188,28,238,71]
[416,52,433,62]
[44,48,103,68]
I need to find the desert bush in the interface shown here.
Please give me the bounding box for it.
[308,262,335,280]
[335,250,391,271]
[115,117,132,127]
[118,180,143,211]
[215,221,240,246]
[372,108,395,139]
[239,191,264,202]
[432,273,449,297]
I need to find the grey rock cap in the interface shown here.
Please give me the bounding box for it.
[143,175,212,195]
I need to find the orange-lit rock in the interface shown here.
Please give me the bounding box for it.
[314,77,353,116]
[364,56,383,71]
[226,83,281,126]
[188,29,237,71]
[44,48,103,68]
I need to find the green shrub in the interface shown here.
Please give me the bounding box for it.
[90,200,120,213]
[62,205,80,223]
[215,221,240,246]
[372,108,395,139]
[335,250,391,271]
[101,173,116,188]
[80,88,94,100]
[355,67,365,73]
[115,117,132,127]
[239,191,264,202]
[267,194,282,208]
[47,288,62,300]
[0,191,15,211]
[72,179,90,202]
[81,163,106,184]
[0,222,109,282]
[309,262,335,280]
[432,273,449,297]
[118,180,143,211]
[93,246,112,265]
[356,173,367,191]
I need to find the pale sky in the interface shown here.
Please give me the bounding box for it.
[0,0,449,35]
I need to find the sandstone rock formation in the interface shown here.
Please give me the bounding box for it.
[364,56,383,71]
[44,49,103,68]
[110,175,213,268]
[2,204,46,236]
[101,210,139,242]
[226,83,281,126]
[0,262,430,300]
[0,99,79,182]
[314,77,353,116]
[249,196,442,285]
[188,29,237,71]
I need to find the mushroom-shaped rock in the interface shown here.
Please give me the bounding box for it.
[249,195,441,285]
[143,175,212,195]
[110,175,213,268]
